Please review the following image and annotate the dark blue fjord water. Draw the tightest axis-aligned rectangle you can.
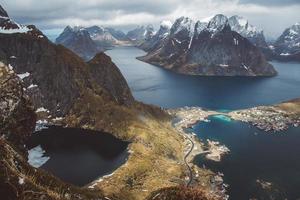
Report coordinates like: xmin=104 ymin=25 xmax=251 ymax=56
xmin=107 ymin=47 xmax=300 ymax=199
xmin=192 ymin=116 xmax=300 ymax=200
xmin=106 ymin=46 xmax=300 ymax=110
xmin=27 ymin=127 xmax=129 ymax=186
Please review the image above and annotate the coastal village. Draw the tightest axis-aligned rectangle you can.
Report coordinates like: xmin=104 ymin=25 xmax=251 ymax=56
xmin=229 ymin=104 xmax=300 ymax=132
xmin=167 ymin=99 xmax=300 ymax=200
xmin=168 ymin=106 xmax=231 ymax=163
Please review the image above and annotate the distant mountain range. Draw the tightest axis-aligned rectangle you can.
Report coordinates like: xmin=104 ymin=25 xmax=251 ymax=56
xmin=126 ymin=24 xmax=155 ymax=44
xmin=138 ymin=15 xmax=277 ymax=76
xmin=55 ymin=26 xmax=132 ymax=60
xmin=53 ymin=14 xmax=300 ymax=64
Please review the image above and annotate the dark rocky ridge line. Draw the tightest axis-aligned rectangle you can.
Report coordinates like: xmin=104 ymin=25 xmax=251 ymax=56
xmin=0 ymin=26 xmax=134 ymax=117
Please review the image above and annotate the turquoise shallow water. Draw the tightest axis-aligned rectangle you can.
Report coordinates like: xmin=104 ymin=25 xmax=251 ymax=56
xmin=211 ymin=114 xmax=232 ymax=122
xmin=192 ymin=116 xmax=300 ymax=200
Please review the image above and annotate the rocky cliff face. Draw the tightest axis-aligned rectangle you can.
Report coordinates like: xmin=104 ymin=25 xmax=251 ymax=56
xmin=272 ymin=23 xmax=300 ymax=62
xmin=87 ymin=53 xmax=133 ymax=105
xmin=56 ymin=26 xmax=102 ymax=61
xmin=0 ymin=62 xmax=36 ymax=147
xmin=138 ymin=15 xmax=276 ymax=76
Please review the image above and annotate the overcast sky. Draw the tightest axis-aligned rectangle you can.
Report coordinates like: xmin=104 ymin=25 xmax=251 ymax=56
xmin=1 ymin=0 xmax=300 ymax=38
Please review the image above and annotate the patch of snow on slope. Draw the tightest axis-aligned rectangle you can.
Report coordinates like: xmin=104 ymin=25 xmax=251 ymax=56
xmin=28 ymin=84 xmax=38 ymax=89
xmin=0 ymin=22 xmax=31 ymax=34
xmin=28 ymin=145 xmax=50 ymax=168
xmin=18 ymin=177 xmax=25 ymax=185
xmin=17 ymin=72 xmax=30 ymax=80
xmin=201 ymin=15 xmax=214 ymax=23
xmin=35 ymin=119 xmax=48 ymax=131
xmin=36 ymin=107 xmax=49 ymax=113
xmin=280 ymin=53 xmax=291 ymax=56
xmin=207 ymin=14 xmax=228 ymax=36
xmin=161 ymin=20 xmax=172 ymax=29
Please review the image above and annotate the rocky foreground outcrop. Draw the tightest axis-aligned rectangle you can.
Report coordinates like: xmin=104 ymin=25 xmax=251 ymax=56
xmin=0 ymin=62 xmax=107 ymax=200
xmin=0 ymin=18 xmax=134 ymax=122
xmin=138 ymin=15 xmax=276 ymax=76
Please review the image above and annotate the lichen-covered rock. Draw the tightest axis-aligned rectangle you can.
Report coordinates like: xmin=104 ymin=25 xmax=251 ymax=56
xmin=0 ymin=62 xmax=36 ymax=147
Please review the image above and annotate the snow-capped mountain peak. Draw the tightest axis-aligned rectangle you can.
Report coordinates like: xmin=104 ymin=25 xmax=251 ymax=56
xmin=229 ymin=15 xmax=247 ymax=28
xmin=70 ymin=26 xmax=86 ymax=32
xmin=207 ymin=14 xmax=229 ymax=34
xmin=272 ymin=22 xmax=300 ymax=59
xmin=171 ymin=16 xmax=195 ymax=36
xmin=278 ymin=23 xmax=300 ymax=43
xmin=0 ymin=5 xmax=32 ymax=34
xmin=201 ymin=15 xmax=214 ymax=23
xmin=290 ymin=23 xmax=300 ymax=33
xmin=195 ymin=21 xmax=208 ymax=35
xmin=160 ymin=20 xmax=172 ymax=29
xmin=228 ymin=15 xmax=262 ymax=38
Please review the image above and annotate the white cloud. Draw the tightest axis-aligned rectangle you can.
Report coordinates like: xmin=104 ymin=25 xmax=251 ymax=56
xmin=1 ymin=0 xmax=300 ymax=38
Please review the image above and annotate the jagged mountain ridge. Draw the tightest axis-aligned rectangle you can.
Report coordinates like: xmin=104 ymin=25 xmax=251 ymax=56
xmin=272 ymin=23 xmax=300 ymax=61
xmin=139 ymin=21 xmax=172 ymax=52
xmin=56 ymin=26 xmax=103 ymax=61
xmin=56 ymin=25 xmax=130 ymax=60
xmin=126 ymin=24 xmax=155 ymax=44
xmin=228 ymin=15 xmax=268 ymax=49
xmin=1 ymin=19 xmax=134 ymax=119
xmin=138 ymin=14 xmax=276 ymax=76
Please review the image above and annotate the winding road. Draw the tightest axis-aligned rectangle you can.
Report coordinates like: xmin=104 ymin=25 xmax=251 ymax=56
xmin=184 ymin=135 xmax=194 ymax=186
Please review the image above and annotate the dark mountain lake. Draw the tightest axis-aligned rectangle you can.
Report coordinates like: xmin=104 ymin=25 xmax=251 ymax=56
xmin=106 ymin=46 xmax=300 ymax=110
xmin=26 ymin=126 xmax=129 ymax=186
xmin=106 ymin=47 xmax=300 ymax=199
xmin=192 ymin=116 xmax=300 ymax=200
